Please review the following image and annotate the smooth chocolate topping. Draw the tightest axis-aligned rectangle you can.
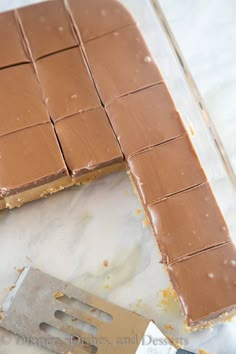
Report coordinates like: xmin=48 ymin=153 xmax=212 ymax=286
xmin=85 ymin=25 xmax=163 ymax=103
xmin=0 ymin=64 xmax=50 ymax=137
xmin=67 ymin=0 xmax=135 ymax=42
xmin=0 ymin=0 xmax=234 ymax=328
xmin=0 ymin=10 xmax=29 ymax=69
xmin=0 ymin=123 xmax=68 ymax=197
xmin=16 ymin=0 xmax=77 ymax=60
xmin=35 ymin=47 xmax=100 ymax=122
xmin=169 ymin=242 xmax=236 ymax=326
xmin=147 ymin=183 xmax=230 ymax=263
xmin=128 ymin=135 xmax=207 ymax=205
xmin=106 ymin=83 xmax=185 ymax=157
xmin=55 ymin=107 xmax=123 ymax=177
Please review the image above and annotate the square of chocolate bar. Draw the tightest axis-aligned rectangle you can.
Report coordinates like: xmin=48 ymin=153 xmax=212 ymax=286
xmin=0 ymin=123 xmax=70 ymax=208
xmin=67 ymin=0 xmax=135 ymax=42
xmin=85 ymin=25 xmax=163 ymax=103
xmin=36 ymin=47 xmax=100 ymax=122
xmin=55 ymin=107 xmax=123 ymax=180
xmin=128 ymin=135 xmax=207 ymax=205
xmin=16 ymin=0 xmax=77 ymax=60
xmin=0 ymin=10 xmax=29 ymax=69
xmin=0 ymin=64 xmax=50 ymax=137
xmin=147 ymin=183 xmax=230 ymax=263
xmin=168 ymin=242 xmax=236 ymax=326
xmin=106 ymin=83 xmax=185 ymax=157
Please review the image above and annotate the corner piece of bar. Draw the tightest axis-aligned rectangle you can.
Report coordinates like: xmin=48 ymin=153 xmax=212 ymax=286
xmin=128 ymin=135 xmax=207 ymax=205
xmin=0 ymin=123 xmax=71 ymax=209
xmin=147 ymin=183 xmax=230 ymax=263
xmin=55 ymin=107 xmax=124 ymax=183
xmin=84 ymin=25 xmax=163 ymax=104
xmin=16 ymin=0 xmax=77 ymax=60
xmin=168 ymin=242 xmax=236 ymax=328
xmin=106 ymin=83 xmax=185 ymax=158
xmin=0 ymin=63 xmax=50 ymax=137
xmin=0 ymin=10 xmax=29 ymax=69
xmin=35 ymin=47 xmax=100 ymax=122
xmin=67 ymin=0 xmax=135 ymax=42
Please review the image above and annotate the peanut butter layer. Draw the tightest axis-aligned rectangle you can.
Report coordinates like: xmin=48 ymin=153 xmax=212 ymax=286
xmin=5 ymin=176 xmax=72 ymax=210
xmin=168 ymin=242 xmax=236 ymax=327
xmin=72 ymin=163 xmax=125 ymax=185
xmin=0 ymin=123 xmax=69 ymax=198
xmin=67 ymin=0 xmax=135 ymax=42
xmin=16 ymin=0 xmax=77 ymax=60
xmin=106 ymin=83 xmax=185 ymax=157
xmin=36 ymin=47 xmax=100 ymax=122
xmin=0 ymin=64 xmax=50 ymax=137
xmin=85 ymin=25 xmax=163 ymax=104
xmin=0 ymin=10 xmax=29 ymax=69
xmin=147 ymin=183 xmax=230 ymax=263
xmin=0 ymin=198 xmax=6 ymax=211
xmin=55 ymin=107 xmax=123 ymax=177
xmin=128 ymin=135 xmax=207 ymax=205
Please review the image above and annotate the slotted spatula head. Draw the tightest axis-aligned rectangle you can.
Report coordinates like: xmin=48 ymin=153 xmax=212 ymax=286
xmin=0 ymin=267 xmax=150 ymax=354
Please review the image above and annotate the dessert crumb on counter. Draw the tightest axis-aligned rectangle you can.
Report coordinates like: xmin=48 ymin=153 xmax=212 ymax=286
xmin=164 ymin=324 xmax=174 ymax=331
xmin=16 ymin=267 xmax=25 ymax=274
xmin=135 ymin=208 xmax=142 ymax=216
xmin=103 ymin=259 xmax=109 ymax=267
xmin=199 ymin=349 xmax=209 ymax=354
xmin=142 ymin=215 xmax=150 ymax=227
xmin=25 ymin=256 xmax=32 ymax=262
xmin=189 ymin=122 xmax=195 ymax=136
xmin=54 ymin=291 xmax=64 ymax=299
xmin=161 ymin=287 xmax=177 ymax=305
xmin=160 ymin=287 xmax=179 ymax=315
xmin=9 ymin=285 xmax=16 ymax=292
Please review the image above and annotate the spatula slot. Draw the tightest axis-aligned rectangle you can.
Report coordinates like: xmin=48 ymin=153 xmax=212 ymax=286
xmin=39 ymin=322 xmax=72 ymax=343
xmin=39 ymin=322 xmax=98 ymax=354
xmin=56 ymin=294 xmax=113 ymax=323
xmin=55 ymin=310 xmax=98 ymax=336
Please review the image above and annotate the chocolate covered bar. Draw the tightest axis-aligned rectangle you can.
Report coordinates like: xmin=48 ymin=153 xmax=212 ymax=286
xmin=168 ymin=242 xmax=236 ymax=328
xmin=0 ymin=0 xmax=235 ymax=329
xmin=84 ymin=25 xmax=163 ymax=103
xmin=55 ymin=107 xmax=124 ymax=182
xmin=67 ymin=0 xmax=135 ymax=42
xmin=0 ymin=123 xmax=71 ymax=208
xmin=35 ymin=47 xmax=100 ymax=122
xmin=0 ymin=64 xmax=50 ymax=137
xmin=147 ymin=183 xmax=230 ymax=263
xmin=128 ymin=135 xmax=207 ymax=205
xmin=0 ymin=10 xmax=29 ymax=69
xmin=106 ymin=83 xmax=185 ymax=158
xmin=16 ymin=0 xmax=77 ymax=60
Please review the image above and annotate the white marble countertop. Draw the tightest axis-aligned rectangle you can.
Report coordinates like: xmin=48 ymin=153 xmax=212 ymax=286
xmin=159 ymin=0 xmax=236 ymax=176
xmin=0 ymin=1 xmax=236 ymax=354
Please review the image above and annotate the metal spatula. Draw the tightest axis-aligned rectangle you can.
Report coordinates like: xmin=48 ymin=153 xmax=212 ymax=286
xmin=0 ymin=267 xmax=195 ymax=354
